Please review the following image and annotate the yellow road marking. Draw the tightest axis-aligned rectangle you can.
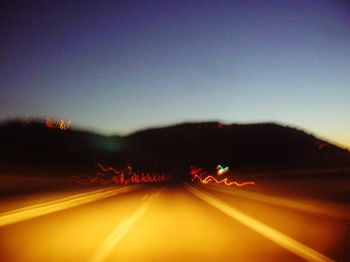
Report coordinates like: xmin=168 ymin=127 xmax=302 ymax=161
xmin=185 ymin=184 xmax=335 ymax=262
xmin=88 ymin=192 xmax=157 ymax=262
xmin=0 ymin=185 xmax=145 ymax=227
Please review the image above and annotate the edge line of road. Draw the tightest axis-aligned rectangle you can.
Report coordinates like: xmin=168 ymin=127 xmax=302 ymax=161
xmin=0 ymin=185 xmax=146 ymax=227
xmin=185 ymin=184 xmax=335 ymax=262
xmin=204 ymin=184 xmax=350 ymax=221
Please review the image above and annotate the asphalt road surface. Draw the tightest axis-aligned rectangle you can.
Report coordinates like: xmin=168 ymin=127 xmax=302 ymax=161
xmin=0 ymin=182 xmax=349 ymax=262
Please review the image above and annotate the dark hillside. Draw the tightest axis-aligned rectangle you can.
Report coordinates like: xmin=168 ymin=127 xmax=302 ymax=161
xmin=126 ymin=122 xmax=350 ymax=173
xmin=1 ymin=120 xmax=349 ymax=176
xmin=0 ymin=120 xmax=125 ymax=171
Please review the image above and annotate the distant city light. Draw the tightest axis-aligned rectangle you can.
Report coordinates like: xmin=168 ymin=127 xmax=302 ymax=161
xmin=45 ymin=118 xmax=70 ymax=130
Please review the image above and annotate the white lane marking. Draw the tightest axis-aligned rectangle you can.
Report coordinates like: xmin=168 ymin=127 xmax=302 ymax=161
xmin=185 ymin=184 xmax=335 ymax=262
xmin=0 ymin=185 xmax=146 ymax=227
xmin=142 ymin=194 xmax=149 ymax=200
xmin=88 ymin=192 xmax=157 ymax=262
xmin=205 ymin=184 xmax=350 ymax=221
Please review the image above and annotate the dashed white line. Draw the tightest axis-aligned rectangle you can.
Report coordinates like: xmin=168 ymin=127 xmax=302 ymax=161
xmin=88 ymin=192 xmax=157 ymax=262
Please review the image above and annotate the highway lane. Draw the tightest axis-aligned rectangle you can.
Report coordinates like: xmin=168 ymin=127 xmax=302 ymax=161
xmin=0 ymin=186 xmax=155 ymax=262
xmin=0 ymin=184 xmax=347 ymax=261
xmin=191 ymin=184 xmax=349 ymax=262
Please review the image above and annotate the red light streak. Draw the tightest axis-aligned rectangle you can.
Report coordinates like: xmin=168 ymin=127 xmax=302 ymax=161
xmin=190 ymin=165 xmax=255 ymax=187
xmin=45 ymin=119 xmax=56 ymax=129
xmin=73 ymin=163 xmax=169 ymax=186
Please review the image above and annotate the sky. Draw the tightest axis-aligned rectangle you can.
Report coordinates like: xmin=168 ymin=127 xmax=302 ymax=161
xmin=1 ymin=1 xmax=350 ymax=148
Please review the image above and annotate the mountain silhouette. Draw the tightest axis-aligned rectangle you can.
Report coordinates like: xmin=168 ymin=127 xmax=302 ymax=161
xmin=125 ymin=122 xmax=350 ymax=174
xmin=0 ymin=120 xmax=349 ymax=177
xmin=0 ymin=120 xmax=125 ymax=171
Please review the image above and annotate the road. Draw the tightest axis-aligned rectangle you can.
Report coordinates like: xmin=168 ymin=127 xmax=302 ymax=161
xmin=0 ymin=183 xmax=349 ymax=262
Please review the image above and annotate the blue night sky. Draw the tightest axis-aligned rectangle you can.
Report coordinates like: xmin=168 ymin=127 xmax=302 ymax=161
xmin=1 ymin=1 xmax=350 ymax=148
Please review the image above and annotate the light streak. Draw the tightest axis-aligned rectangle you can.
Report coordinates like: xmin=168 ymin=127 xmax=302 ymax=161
xmin=45 ymin=118 xmax=70 ymax=130
xmin=192 ymin=174 xmax=255 ymax=187
xmin=185 ymin=185 xmax=335 ymax=262
xmin=0 ymin=185 xmax=145 ymax=227
xmin=73 ymin=163 xmax=169 ymax=186
xmin=45 ymin=118 xmax=56 ymax=128
xmin=216 ymin=164 xmax=229 ymax=176
xmin=190 ymin=165 xmax=255 ymax=187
